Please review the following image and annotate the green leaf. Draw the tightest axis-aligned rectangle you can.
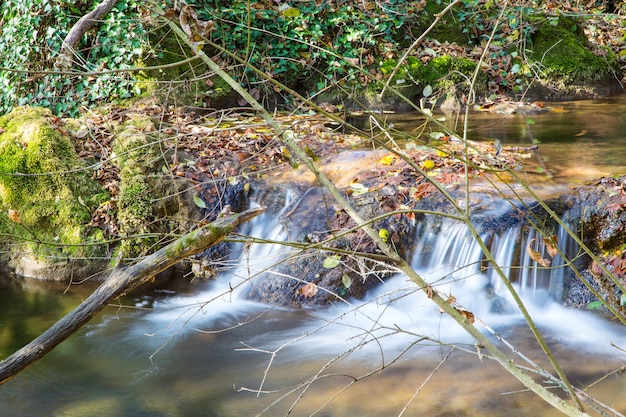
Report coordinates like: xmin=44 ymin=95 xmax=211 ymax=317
xmin=586 ymin=300 xmax=603 ymax=310
xmin=620 ymin=293 xmax=626 ymax=307
xmin=193 ymin=195 xmax=207 ymax=209
xmin=281 ymin=6 xmax=300 ymax=17
xmin=323 ymin=255 xmax=341 ymax=269
xmin=511 ymin=63 xmax=520 ymax=74
xmin=342 ymin=274 xmax=352 ymax=289
xmin=532 ymin=138 xmax=541 ymax=144
xmin=526 ymin=118 xmax=535 ymax=125
xmin=429 ymin=131 xmax=446 ymax=140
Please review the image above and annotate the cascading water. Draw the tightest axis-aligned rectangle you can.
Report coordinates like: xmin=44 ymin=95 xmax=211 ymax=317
xmin=144 ymin=190 xmax=624 ymax=360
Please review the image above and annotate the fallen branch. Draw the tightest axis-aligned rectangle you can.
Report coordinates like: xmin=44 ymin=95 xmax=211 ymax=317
xmin=0 ymin=206 xmax=265 ymax=385
xmin=57 ymin=0 xmax=119 ymax=70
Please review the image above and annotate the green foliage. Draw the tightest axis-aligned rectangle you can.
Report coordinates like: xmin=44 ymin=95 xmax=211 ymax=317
xmin=0 ymin=0 xmax=147 ymax=116
xmin=186 ymin=0 xmax=420 ymax=94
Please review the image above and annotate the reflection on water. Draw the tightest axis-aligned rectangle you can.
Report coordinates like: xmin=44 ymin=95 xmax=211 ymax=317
xmin=386 ymin=96 xmax=626 ymax=184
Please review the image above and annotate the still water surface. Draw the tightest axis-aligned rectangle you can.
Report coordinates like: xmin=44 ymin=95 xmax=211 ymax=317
xmin=1 ymin=98 xmax=626 ymax=416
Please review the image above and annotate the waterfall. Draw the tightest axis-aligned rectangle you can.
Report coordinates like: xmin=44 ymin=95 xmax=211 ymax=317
xmin=139 ymin=191 xmax=626 ymax=357
xmin=410 ymin=215 xmax=580 ymax=314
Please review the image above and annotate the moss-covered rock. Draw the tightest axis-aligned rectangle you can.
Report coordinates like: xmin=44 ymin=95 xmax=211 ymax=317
xmin=0 ymin=107 xmax=109 ymax=279
xmin=526 ymin=14 xmax=622 ymax=99
xmin=113 ymin=115 xmax=204 ymax=260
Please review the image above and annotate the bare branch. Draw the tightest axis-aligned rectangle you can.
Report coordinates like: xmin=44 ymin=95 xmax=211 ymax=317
xmin=57 ymin=0 xmax=119 ymax=70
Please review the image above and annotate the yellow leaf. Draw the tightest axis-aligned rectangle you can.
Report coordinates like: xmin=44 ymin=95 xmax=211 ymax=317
xmin=378 ymin=228 xmax=390 ymax=242
xmin=323 ymin=255 xmax=341 ymax=268
xmin=379 ymin=154 xmax=394 ymax=165
xmin=422 ymin=159 xmax=435 ymax=170
xmin=435 ymin=149 xmax=448 ymax=157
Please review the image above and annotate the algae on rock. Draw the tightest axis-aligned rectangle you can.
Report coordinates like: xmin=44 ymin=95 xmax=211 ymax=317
xmin=0 ymin=107 xmax=109 ymax=279
xmin=113 ymin=115 xmax=204 ymax=261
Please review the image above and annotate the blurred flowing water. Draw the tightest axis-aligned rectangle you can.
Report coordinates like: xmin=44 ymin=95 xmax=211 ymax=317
xmin=1 ymin=99 xmax=626 ymax=416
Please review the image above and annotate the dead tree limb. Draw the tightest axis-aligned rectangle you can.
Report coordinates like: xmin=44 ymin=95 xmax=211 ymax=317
xmin=57 ymin=0 xmax=119 ymax=69
xmin=0 ymin=206 xmax=265 ymax=385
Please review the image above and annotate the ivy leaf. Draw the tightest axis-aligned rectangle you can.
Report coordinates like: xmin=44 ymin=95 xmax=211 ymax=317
xmin=323 ymin=255 xmax=341 ymax=268
xmin=423 ymin=84 xmax=433 ymax=98
xmin=586 ymin=300 xmax=604 ymax=310
xmin=193 ymin=195 xmax=207 ymax=209
xmin=279 ymin=5 xmax=300 ymax=17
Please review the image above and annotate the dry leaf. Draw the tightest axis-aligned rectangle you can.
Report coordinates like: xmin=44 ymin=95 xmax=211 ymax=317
xmin=7 ymin=209 xmax=19 ymax=224
xmin=425 ymin=285 xmax=434 ymax=299
xmin=590 ymin=260 xmax=604 ymax=276
xmin=446 ymin=294 xmax=457 ymax=305
xmin=527 ymin=238 xmax=550 ymax=267
xmin=299 ymin=282 xmax=318 ymax=299
xmin=543 ymin=235 xmax=558 ymax=258
xmin=456 ymin=308 xmax=475 ymax=324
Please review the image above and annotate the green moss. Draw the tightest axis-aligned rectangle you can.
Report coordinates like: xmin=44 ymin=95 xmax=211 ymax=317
xmin=421 ymin=2 xmax=469 ymax=46
xmin=380 ymin=55 xmax=478 ymax=90
xmin=0 ymin=107 xmax=108 ymax=260
xmin=137 ymin=27 xmax=232 ymax=106
xmin=113 ymin=117 xmax=160 ymax=258
xmin=529 ymin=15 xmax=616 ymax=82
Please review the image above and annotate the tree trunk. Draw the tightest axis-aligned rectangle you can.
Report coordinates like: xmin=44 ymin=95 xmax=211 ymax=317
xmin=0 ymin=207 xmax=264 ymax=385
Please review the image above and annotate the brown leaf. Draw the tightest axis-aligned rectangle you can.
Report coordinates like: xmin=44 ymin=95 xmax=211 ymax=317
xmin=527 ymin=238 xmax=550 ymax=267
xmin=456 ymin=308 xmax=475 ymax=324
xmin=543 ymin=235 xmax=558 ymax=258
xmin=425 ymin=285 xmax=434 ymax=299
xmin=299 ymin=282 xmax=318 ymax=299
xmin=7 ymin=209 xmax=19 ymax=224
xmin=590 ymin=260 xmax=604 ymax=276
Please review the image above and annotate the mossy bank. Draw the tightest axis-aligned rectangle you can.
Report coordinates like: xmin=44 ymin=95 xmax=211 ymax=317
xmin=0 ymin=107 xmax=110 ymax=279
xmin=0 ymin=107 xmax=203 ymax=281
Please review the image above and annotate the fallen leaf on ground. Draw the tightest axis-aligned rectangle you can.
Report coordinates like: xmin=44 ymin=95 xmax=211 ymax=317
xmin=299 ymin=282 xmax=318 ymax=299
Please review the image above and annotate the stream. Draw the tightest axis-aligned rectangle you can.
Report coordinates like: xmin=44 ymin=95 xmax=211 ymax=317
xmin=2 ymin=98 xmax=626 ymax=416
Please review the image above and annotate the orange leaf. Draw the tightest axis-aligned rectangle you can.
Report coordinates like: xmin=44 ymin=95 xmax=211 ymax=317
xmin=456 ymin=308 xmax=475 ymax=324
xmin=7 ymin=209 xmax=20 ymax=224
xmin=425 ymin=285 xmax=434 ymax=299
xmin=299 ymin=282 xmax=318 ymax=299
